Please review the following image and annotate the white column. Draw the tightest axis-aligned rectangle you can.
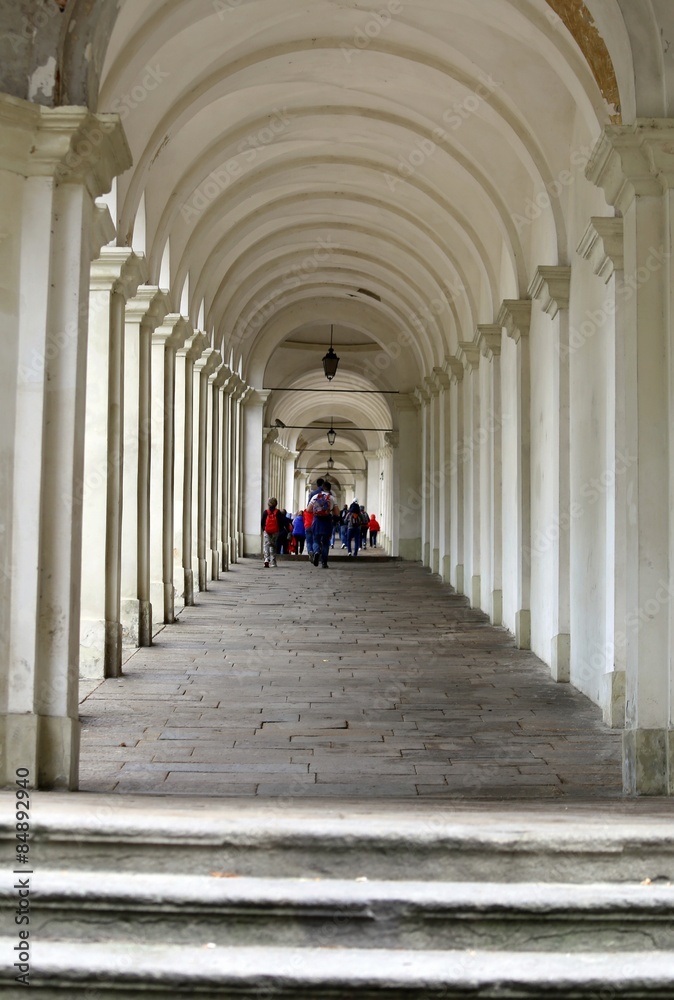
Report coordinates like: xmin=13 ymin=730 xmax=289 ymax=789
xmin=242 ymin=389 xmax=271 ymax=555
xmin=0 ymin=97 xmax=130 ymax=788
xmin=394 ymin=394 xmax=421 ymax=560
xmin=193 ymin=350 xmax=221 ymax=591
xmin=209 ymin=363 xmax=225 ymax=581
xmin=446 ymin=358 xmax=464 ymax=592
xmin=458 ymin=343 xmax=481 ymax=608
xmin=121 ymin=288 xmax=170 ymax=647
xmin=80 ymin=248 xmax=145 ymax=679
xmin=285 ymin=453 xmax=298 ymax=513
xmin=498 ymin=300 xmax=532 ymax=649
xmin=150 ymin=316 xmax=190 ymax=625
xmin=415 ymin=386 xmax=431 ymax=567
xmin=425 ymin=376 xmax=442 ymax=575
xmin=434 ymin=370 xmax=452 ymax=583
xmin=578 ymin=218 xmax=627 ymax=724
xmin=588 ymin=122 xmax=674 ymax=793
xmin=476 ymin=328 xmax=503 ymax=625
xmin=174 ymin=332 xmax=207 ymax=607
xmin=529 ymin=268 xmax=572 ymax=679
xmin=219 ymin=366 xmax=234 ymax=573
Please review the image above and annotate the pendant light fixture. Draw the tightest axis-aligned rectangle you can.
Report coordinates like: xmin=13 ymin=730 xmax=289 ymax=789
xmin=322 ymin=324 xmax=340 ymax=380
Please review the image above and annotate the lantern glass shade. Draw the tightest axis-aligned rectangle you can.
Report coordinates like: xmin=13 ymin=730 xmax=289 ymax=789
xmin=322 ymin=346 xmax=339 ymax=380
xmin=327 ymin=427 xmax=337 ymax=446
xmin=327 ymin=456 xmax=335 ymax=470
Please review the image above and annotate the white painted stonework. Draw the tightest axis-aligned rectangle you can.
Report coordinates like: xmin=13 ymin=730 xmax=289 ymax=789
xmin=2 ymin=1 xmax=674 ymax=793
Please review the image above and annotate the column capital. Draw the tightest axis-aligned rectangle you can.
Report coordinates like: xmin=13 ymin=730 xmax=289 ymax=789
xmin=424 ymin=375 xmax=440 ymax=397
xmin=0 ymin=95 xmax=132 ymax=198
xmin=498 ymin=300 xmax=531 ymax=343
xmin=394 ymin=393 xmax=420 ymax=412
xmin=213 ymin=363 xmax=235 ymax=389
xmin=458 ymin=341 xmax=481 ymax=372
xmin=126 ymin=286 xmax=171 ymax=331
xmin=528 ymin=266 xmax=571 ymax=319
xmin=91 ymin=201 xmax=116 ymax=260
xmin=577 ymin=217 xmax=624 ymax=282
xmin=414 ymin=384 xmax=431 ymax=405
xmin=177 ymin=332 xmax=210 ymax=362
xmin=264 ymin=427 xmax=279 ymax=445
xmin=91 ymin=247 xmax=147 ymax=301
xmin=194 ymin=348 xmax=222 ymax=379
xmin=153 ymin=314 xmax=192 ymax=351
xmin=385 ymin=430 xmax=400 ymax=448
xmin=476 ymin=325 xmax=502 ymax=359
xmin=586 ymin=121 xmax=674 ymax=211
xmin=432 ymin=365 xmax=452 ymax=390
xmin=242 ymin=388 xmax=271 ymax=408
xmin=443 ymin=356 xmax=464 ymax=383
xmin=208 ymin=354 xmax=225 ymax=385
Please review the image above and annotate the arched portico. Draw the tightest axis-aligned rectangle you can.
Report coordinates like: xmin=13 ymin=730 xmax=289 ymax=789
xmin=2 ymin=0 xmax=674 ymax=796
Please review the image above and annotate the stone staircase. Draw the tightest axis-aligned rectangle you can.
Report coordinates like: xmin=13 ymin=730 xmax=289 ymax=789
xmin=2 ymin=795 xmax=674 ymax=996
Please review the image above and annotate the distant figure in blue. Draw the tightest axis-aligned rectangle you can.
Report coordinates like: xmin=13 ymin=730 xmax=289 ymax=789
xmin=307 ymin=481 xmax=340 ymax=568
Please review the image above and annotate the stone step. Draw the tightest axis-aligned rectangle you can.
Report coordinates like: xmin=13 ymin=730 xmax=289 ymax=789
xmin=3 ymin=871 xmax=674 ymax=952
xmin=2 ymin=941 xmax=674 ymax=998
xmin=7 ymin=795 xmax=674 ymax=883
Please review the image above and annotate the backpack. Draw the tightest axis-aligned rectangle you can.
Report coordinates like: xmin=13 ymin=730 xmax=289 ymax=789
xmin=347 ymin=510 xmax=363 ymax=529
xmin=265 ymin=508 xmax=279 ymax=533
xmin=312 ymin=492 xmax=332 ymax=517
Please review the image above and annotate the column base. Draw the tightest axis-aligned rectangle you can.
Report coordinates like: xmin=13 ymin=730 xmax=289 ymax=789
xmin=551 ymin=633 xmax=570 ymax=683
xmin=432 ymin=548 xmax=440 ymax=575
xmin=0 ymin=714 xmax=80 ymax=790
xmin=79 ymin=619 xmax=106 ymax=679
xmin=515 ymin=610 xmax=531 ymax=650
xmin=491 ymin=590 xmax=503 ymax=626
xmin=138 ymin=600 xmax=152 ymax=647
xmin=471 ymin=575 xmax=481 ymax=609
xmin=104 ymin=620 xmax=123 ymax=679
xmin=442 ymin=555 xmax=452 ymax=584
xmin=184 ymin=569 xmax=195 ymax=607
xmin=198 ymin=558 xmax=208 ymax=592
xmin=455 ymin=564 xmax=464 ymax=595
xmin=243 ymin=534 xmax=261 ymax=558
xmin=221 ymin=543 xmax=229 ymax=573
xmin=164 ymin=583 xmax=175 ymax=624
xmin=211 ymin=549 xmax=221 ymax=581
xmin=399 ymin=538 xmax=421 ymax=561
xmin=623 ymin=728 xmax=674 ymax=795
xmin=423 ymin=541 xmax=431 ymax=568
xmin=602 ymin=669 xmax=626 ymax=728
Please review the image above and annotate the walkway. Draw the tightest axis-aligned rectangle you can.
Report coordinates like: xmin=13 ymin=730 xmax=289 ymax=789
xmin=79 ymin=552 xmax=623 ymax=799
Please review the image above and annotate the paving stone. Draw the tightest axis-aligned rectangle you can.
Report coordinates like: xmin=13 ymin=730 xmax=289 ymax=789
xmin=79 ymin=557 xmax=623 ymax=798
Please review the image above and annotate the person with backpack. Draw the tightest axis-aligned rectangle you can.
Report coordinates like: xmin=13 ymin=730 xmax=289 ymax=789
xmin=368 ymin=513 xmax=381 ymax=547
xmin=292 ymin=510 xmax=306 ymax=556
xmin=307 ymin=481 xmax=340 ymax=568
xmin=261 ymin=497 xmax=281 ymax=568
xmin=346 ymin=499 xmax=364 ymax=557
xmin=339 ymin=504 xmax=349 ymax=549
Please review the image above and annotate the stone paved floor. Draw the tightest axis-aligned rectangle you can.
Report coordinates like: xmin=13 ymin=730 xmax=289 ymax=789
xmin=79 ymin=552 xmax=623 ymax=799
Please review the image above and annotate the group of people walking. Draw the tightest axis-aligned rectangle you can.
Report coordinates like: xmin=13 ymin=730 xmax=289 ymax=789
xmin=261 ymin=479 xmax=380 ymax=569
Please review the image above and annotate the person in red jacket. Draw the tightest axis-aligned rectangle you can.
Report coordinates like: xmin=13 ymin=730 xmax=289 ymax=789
xmin=368 ymin=514 xmax=381 ymax=548
xmin=261 ymin=498 xmax=281 ymax=568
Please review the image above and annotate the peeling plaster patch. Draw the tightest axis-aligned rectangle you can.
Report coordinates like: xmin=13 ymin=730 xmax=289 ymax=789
xmin=545 ymin=0 xmax=622 ymax=123
xmin=85 ymin=42 xmax=93 ymax=62
xmin=28 ymin=56 xmax=57 ymax=103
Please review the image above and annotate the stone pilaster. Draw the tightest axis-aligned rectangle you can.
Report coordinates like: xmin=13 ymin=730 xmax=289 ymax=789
xmin=242 ymin=389 xmax=271 ymax=555
xmin=424 ymin=375 xmax=442 ymax=575
xmin=476 ymin=325 xmax=503 ymax=625
xmin=444 ymin=357 xmax=465 ymax=594
xmin=0 ymin=95 xmax=131 ymax=789
xmin=394 ymin=395 xmax=421 ymax=561
xmin=175 ymin=332 xmax=208 ymax=607
xmin=498 ymin=299 xmax=532 ymax=649
xmin=217 ymin=365 xmax=235 ymax=572
xmin=414 ymin=384 xmax=432 ymax=569
xmin=150 ymin=315 xmax=190 ymax=625
xmin=529 ymin=266 xmax=572 ymax=680
xmin=432 ymin=369 xmax=452 ymax=584
xmin=80 ymin=248 xmax=146 ymax=680
xmin=458 ymin=343 xmax=481 ymax=609
xmin=577 ymin=218 xmax=626 ymax=726
xmin=587 ymin=121 xmax=674 ymax=792
xmin=121 ymin=288 xmax=170 ymax=648
xmin=193 ymin=350 xmax=222 ymax=591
